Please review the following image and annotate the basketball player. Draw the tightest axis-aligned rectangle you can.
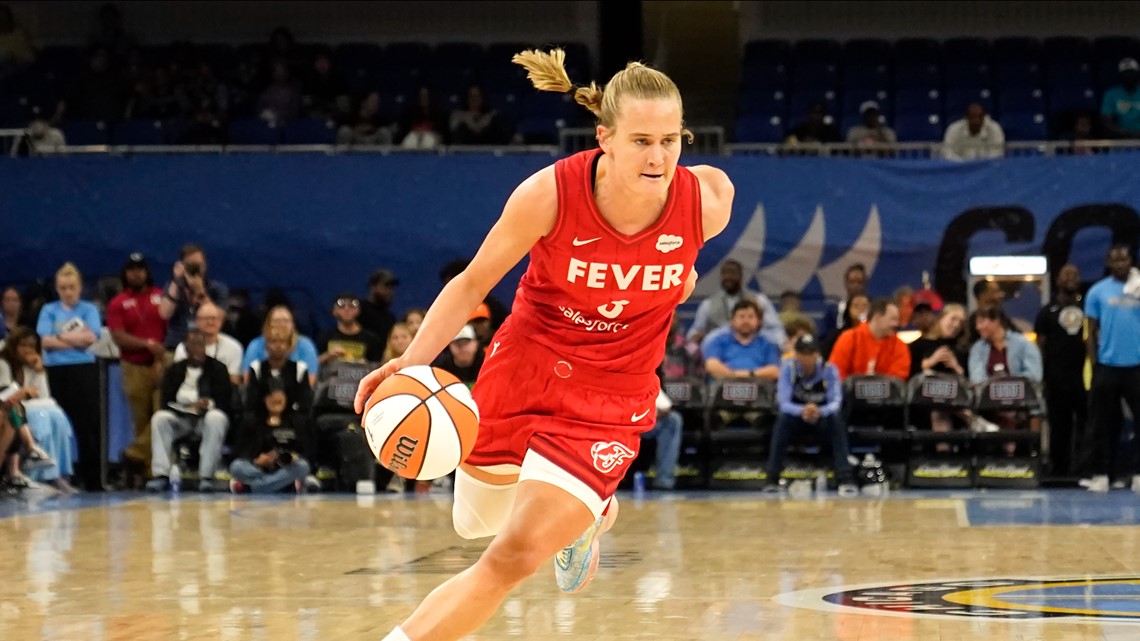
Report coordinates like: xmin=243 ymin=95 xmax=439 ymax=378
xmin=354 ymin=48 xmax=733 ymax=641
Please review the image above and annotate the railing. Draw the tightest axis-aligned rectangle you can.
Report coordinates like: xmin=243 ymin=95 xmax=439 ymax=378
xmin=726 ymin=139 xmax=1140 ymax=158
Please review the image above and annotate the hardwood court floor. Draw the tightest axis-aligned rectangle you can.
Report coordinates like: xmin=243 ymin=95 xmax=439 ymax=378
xmin=2 ymin=489 xmax=1140 ymax=640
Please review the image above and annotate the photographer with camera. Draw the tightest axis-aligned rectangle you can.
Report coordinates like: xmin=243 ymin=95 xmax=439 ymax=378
xmin=159 ymin=243 xmax=229 ymax=355
xmin=229 ymin=380 xmax=313 ymax=494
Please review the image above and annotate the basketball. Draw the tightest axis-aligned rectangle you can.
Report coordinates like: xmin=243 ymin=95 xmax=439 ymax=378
xmin=361 ymin=365 xmax=480 ymax=480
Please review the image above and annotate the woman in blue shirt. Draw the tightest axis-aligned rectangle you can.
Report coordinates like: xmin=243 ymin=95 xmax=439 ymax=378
xmin=35 ymin=263 xmax=102 ymax=490
xmin=241 ymin=305 xmax=319 ymax=385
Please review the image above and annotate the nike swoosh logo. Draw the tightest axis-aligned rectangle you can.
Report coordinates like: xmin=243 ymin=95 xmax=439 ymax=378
xmin=631 ymin=409 xmax=651 ymax=422
xmin=490 ymin=341 xmax=501 ymax=357
xmin=572 ymin=237 xmax=601 ymax=246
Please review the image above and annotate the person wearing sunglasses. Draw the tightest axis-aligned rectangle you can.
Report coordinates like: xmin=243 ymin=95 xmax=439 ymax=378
xmin=317 ymin=292 xmax=385 ymax=370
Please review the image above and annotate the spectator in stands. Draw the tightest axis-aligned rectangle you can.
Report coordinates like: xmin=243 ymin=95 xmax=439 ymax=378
xmin=702 ymin=300 xmax=781 ymax=381
xmin=781 ymin=313 xmax=817 ymax=355
xmin=467 ymin=303 xmax=494 ymax=345
xmin=398 ymin=86 xmax=447 ymax=149
xmin=687 ymin=260 xmax=786 ymax=350
xmin=828 ymin=297 xmax=910 ymax=381
xmin=224 ymin=289 xmax=260 ymax=346
xmin=763 ymin=334 xmax=856 ymax=495
xmin=10 ymin=116 xmax=66 ymax=157
xmin=247 ymin=326 xmax=313 ymax=420
xmin=61 ymin=45 xmax=130 ymax=122
xmin=383 ymin=322 xmax=413 ymax=364
xmin=1035 ymin=264 xmax=1086 ymax=477
xmin=160 ymin=243 xmax=229 ymax=352
xmin=175 ymin=302 xmax=243 ymax=383
xmin=439 ymin=258 xmax=509 ymax=330
xmin=0 ymin=5 xmax=35 ymax=77
xmin=821 ymin=263 xmax=868 ymax=336
xmin=1069 ymin=113 xmax=1099 ymax=155
xmin=127 ymin=65 xmax=180 ymax=120
xmin=175 ymin=98 xmax=226 ymax=145
xmin=403 ymin=308 xmax=426 ymax=336
xmin=258 ymin=59 xmax=301 ymax=123
xmin=3 ymin=286 xmax=27 ymax=335
xmin=88 ymin=3 xmax=135 ymax=62
xmin=336 ymin=91 xmax=393 ymax=146
xmin=786 ymin=102 xmax=841 ymax=145
xmin=846 ymin=101 xmax=897 ymax=147
xmin=450 ymin=86 xmax=506 ymax=145
xmin=240 ymin=305 xmax=319 ymax=385
xmin=106 ymin=253 xmax=166 ymax=475
xmin=942 ymin=103 xmax=1005 ymax=161
xmin=1101 ymin=58 xmax=1140 ymax=139
xmin=821 ymin=292 xmax=869 ymax=360
xmin=968 ymin=305 xmax=1043 ymax=383
xmin=642 ymin=365 xmax=682 ymax=490
xmin=909 ymin=303 xmax=969 ymax=439
xmin=228 ymin=381 xmax=313 ymax=494
xmin=302 ymin=48 xmax=349 ymax=120
xmin=432 ymin=324 xmax=484 ymax=388
xmin=1076 ymin=244 xmax=1140 ymax=492
xmin=0 ymin=327 xmax=78 ymax=492
xmin=36 ymin=262 xmax=102 ymax=491
xmin=177 ymin=61 xmax=230 ymax=118
xmin=318 ymin=292 xmax=384 ymax=369
xmin=360 ymin=268 xmax=398 ymax=341
xmin=146 ymin=328 xmax=234 ymax=493
xmin=907 ymin=301 xmax=939 ymax=335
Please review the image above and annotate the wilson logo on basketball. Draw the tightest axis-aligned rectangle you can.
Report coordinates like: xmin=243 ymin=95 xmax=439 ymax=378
xmin=591 ymin=441 xmax=635 ymax=473
xmin=388 ymin=435 xmax=420 ymax=471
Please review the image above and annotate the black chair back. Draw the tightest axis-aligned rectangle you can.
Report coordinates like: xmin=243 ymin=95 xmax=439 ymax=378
xmin=907 ymin=373 xmax=973 ymax=409
xmin=708 ymin=378 xmax=776 ymax=411
xmin=973 ymin=376 xmax=1043 ymax=412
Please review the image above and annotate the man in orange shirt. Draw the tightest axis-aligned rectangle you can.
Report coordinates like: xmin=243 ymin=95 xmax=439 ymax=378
xmin=828 ymin=298 xmax=911 ymax=381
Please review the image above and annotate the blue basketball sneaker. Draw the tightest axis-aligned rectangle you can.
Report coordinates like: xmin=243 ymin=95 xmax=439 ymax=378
xmin=554 ymin=514 xmax=604 ymax=593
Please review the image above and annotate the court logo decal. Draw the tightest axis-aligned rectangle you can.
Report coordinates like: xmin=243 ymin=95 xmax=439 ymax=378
xmin=773 ymin=577 xmax=1140 ymax=622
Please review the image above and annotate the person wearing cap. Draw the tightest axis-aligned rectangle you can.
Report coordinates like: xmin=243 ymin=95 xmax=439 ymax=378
xmin=317 ymin=292 xmax=384 ymax=369
xmin=845 ymin=100 xmax=896 ymax=147
xmin=432 ymin=324 xmax=484 ymax=389
xmin=763 ymin=334 xmax=857 ymax=496
xmin=106 ymin=253 xmax=169 ymax=476
xmin=942 ymin=102 xmax=1005 ymax=161
xmin=468 ymin=303 xmax=494 ymax=344
xmin=439 ymin=258 xmax=510 ymax=331
xmin=360 ymin=268 xmax=398 ymax=342
xmin=1101 ymin=57 xmax=1140 ymax=138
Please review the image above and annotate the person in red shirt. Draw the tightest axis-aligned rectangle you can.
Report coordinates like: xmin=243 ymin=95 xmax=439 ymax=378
xmin=354 ymin=48 xmax=734 ymax=641
xmin=106 ymin=253 xmax=167 ymax=475
xmin=828 ymin=298 xmax=911 ymax=381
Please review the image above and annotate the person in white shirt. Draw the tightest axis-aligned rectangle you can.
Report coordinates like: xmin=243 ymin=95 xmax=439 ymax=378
xmin=174 ymin=302 xmax=243 ymax=383
xmin=686 ymin=260 xmax=787 ymax=350
xmin=942 ymin=103 xmax=1005 ymax=161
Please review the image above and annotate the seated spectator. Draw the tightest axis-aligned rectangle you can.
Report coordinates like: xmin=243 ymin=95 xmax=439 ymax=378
xmin=228 ymin=382 xmax=314 ymax=494
xmin=225 ymin=289 xmax=261 ymax=347
xmin=910 ymin=303 xmax=970 ymax=440
xmin=3 ymin=286 xmax=28 ymax=336
xmin=336 ymin=91 xmax=393 ymax=146
xmin=641 ymin=368 xmax=683 ymax=490
xmin=781 ymin=313 xmax=817 ymax=358
xmin=403 ymin=308 xmax=426 ymax=336
xmin=467 ymin=303 xmax=494 ymax=345
xmin=785 ymin=102 xmax=841 ymax=145
xmin=968 ymin=306 xmax=1043 ymax=384
xmin=146 ymin=329 xmax=234 ymax=493
xmin=382 ymin=322 xmax=413 ymax=363
xmin=828 ymin=297 xmax=910 ymax=381
xmin=845 ymin=101 xmax=897 ymax=147
xmin=821 ymin=293 xmax=870 ymax=360
xmin=318 ymin=292 xmax=384 ymax=370
xmin=247 ymin=326 xmax=313 ymax=418
xmin=0 ymin=410 xmax=22 ymax=490
xmin=398 ymin=86 xmax=447 ymax=150
xmin=160 ymin=243 xmax=229 ymax=352
xmin=687 ymin=260 xmax=786 ymax=350
xmin=967 ymin=280 xmax=1032 ymax=344
xmin=907 ymin=301 xmax=939 ymax=334
xmin=439 ymin=258 xmax=509 ymax=330
xmin=0 ymin=327 xmax=78 ymax=492
xmin=176 ymin=61 xmax=230 ymax=118
xmin=702 ymin=300 xmax=781 ymax=381
xmin=450 ymin=86 xmax=506 ymax=145
xmin=302 ymin=48 xmax=349 ymax=120
xmin=258 ymin=58 xmax=301 ymax=123
xmin=763 ymin=334 xmax=857 ymax=495
xmin=174 ymin=302 xmax=243 ymax=383
xmin=361 ymin=268 xmax=398 ymax=341
xmin=1101 ymin=58 xmax=1140 ymax=139
xmin=0 ymin=5 xmax=35 ymax=77
xmin=942 ymin=103 xmax=1005 ymax=161
xmin=240 ymin=305 xmax=319 ymax=385
xmin=432 ymin=324 xmax=484 ymax=388
xmin=777 ymin=290 xmax=802 ymax=329
xmin=10 ymin=117 xmax=66 ymax=157
xmin=821 ymin=263 xmax=868 ymax=336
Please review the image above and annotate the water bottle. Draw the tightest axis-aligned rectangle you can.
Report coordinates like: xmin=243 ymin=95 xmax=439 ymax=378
xmin=169 ymin=464 xmax=181 ymax=495
xmin=814 ymin=471 xmax=827 ymax=494
xmin=632 ymin=471 xmax=646 ymax=495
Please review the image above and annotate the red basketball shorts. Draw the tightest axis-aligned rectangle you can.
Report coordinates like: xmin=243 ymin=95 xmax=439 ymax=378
xmin=468 ymin=323 xmax=659 ymax=502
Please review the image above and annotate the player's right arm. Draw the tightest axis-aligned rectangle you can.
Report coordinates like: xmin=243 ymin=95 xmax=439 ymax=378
xmin=354 ymin=165 xmax=558 ymax=412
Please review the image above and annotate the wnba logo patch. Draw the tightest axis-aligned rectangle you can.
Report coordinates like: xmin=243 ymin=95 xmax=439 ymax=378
xmin=591 ymin=441 xmax=635 ymax=473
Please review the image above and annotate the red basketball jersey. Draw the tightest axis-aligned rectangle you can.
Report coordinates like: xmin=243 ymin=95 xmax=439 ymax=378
xmin=506 ymin=148 xmax=704 ymax=377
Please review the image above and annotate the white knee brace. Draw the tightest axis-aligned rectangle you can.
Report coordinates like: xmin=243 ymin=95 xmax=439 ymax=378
xmin=451 ymin=468 xmax=518 ymax=540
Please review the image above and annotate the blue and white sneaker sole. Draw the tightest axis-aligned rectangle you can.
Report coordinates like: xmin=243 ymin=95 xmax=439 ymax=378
xmin=554 ymin=516 xmax=603 ymax=593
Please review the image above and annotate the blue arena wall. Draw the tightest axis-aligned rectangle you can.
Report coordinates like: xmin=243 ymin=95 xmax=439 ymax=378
xmin=3 ymin=153 xmax=1139 ymax=330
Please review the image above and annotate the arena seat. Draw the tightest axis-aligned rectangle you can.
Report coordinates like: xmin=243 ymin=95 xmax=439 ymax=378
xmin=905 ymin=373 xmax=974 ymax=488
xmin=743 ymin=39 xmax=791 ymax=67
xmin=734 ymin=114 xmax=786 ymax=143
xmin=892 ymin=38 xmax=942 ymax=66
xmin=228 ymin=118 xmax=281 ymax=145
xmin=282 ymin=119 xmax=337 ymax=145
xmin=844 ymin=39 xmax=892 ymax=65
xmin=971 ymin=376 xmax=1044 ymax=488
xmin=61 ymin=120 xmax=111 ymax=146
xmin=843 ymin=375 xmax=909 ymax=481
xmin=112 ymin=120 xmax=170 ymax=145
xmin=738 ymin=89 xmax=788 ymax=118
xmin=894 ymin=112 xmax=943 ymax=142
xmin=702 ymin=378 xmax=777 ymax=487
xmin=1002 ymin=112 xmax=1049 ymax=141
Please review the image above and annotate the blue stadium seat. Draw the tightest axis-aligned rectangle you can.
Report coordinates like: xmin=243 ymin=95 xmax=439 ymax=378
xmin=789 ymin=90 xmax=839 ymax=121
xmin=994 ymin=63 xmax=1043 ymax=89
xmin=734 ymin=114 xmax=786 ymax=143
xmin=486 ymin=42 xmax=531 ymax=67
xmin=893 ymin=38 xmax=942 ymax=65
xmin=894 ymin=63 xmax=941 ymax=90
xmin=515 ymin=116 xmax=561 ymax=144
xmin=945 ymin=87 xmax=994 ymax=117
xmin=1002 ymin=112 xmax=1048 ymax=141
xmin=1049 ymin=85 xmax=1098 ymax=113
xmin=520 ymin=92 xmax=575 ymax=121
xmin=428 ymin=65 xmax=480 ymax=98
xmin=1096 ymin=61 xmax=1130 ymax=90
xmin=791 ymin=63 xmax=838 ymax=91
xmin=484 ymin=92 xmax=522 ymax=124
xmin=996 ymin=87 xmax=1045 ymax=117
xmin=894 ymin=112 xmax=943 ymax=142
xmin=743 ymin=39 xmax=791 ymax=67
xmin=737 ymin=89 xmax=788 ymax=117
xmin=1043 ymin=37 xmax=1092 ymax=65
xmin=842 ymin=88 xmax=891 ymax=120
xmin=434 ymin=42 xmax=485 ymax=67
xmin=842 ymin=64 xmax=889 ymax=91
xmin=944 ymin=37 xmax=990 ymax=64
xmin=282 ymin=119 xmax=337 ymax=144
xmin=112 ymin=120 xmax=169 ymax=145
xmin=894 ymin=88 xmax=942 ymax=118
xmin=740 ymin=63 xmax=788 ymax=91
xmin=377 ymin=61 xmax=427 ymax=94
xmin=228 ymin=118 xmax=281 ymax=145
xmin=334 ymin=43 xmax=383 ymax=70
xmin=844 ymin=39 xmax=892 ymax=65
xmin=479 ymin=59 xmax=531 ymax=94
xmin=1047 ymin=63 xmax=1093 ymax=91
xmin=0 ymin=94 xmax=29 ymax=127
xmin=385 ymin=42 xmax=432 ymax=68
xmin=945 ymin=63 xmax=991 ymax=90
xmin=379 ymin=92 xmax=411 ymax=121
xmin=992 ymin=37 xmax=1042 ymax=64
xmin=61 ymin=120 xmax=110 ymax=146
xmin=792 ymin=38 xmax=841 ymax=64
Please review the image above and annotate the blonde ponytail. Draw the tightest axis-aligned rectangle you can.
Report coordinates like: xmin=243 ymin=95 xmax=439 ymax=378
xmin=512 ymin=48 xmax=573 ymax=93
